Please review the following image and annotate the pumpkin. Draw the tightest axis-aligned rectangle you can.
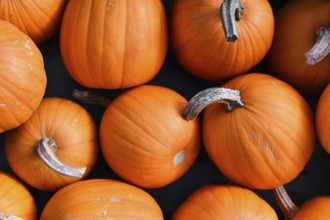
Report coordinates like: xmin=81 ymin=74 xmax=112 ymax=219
xmin=0 ymin=0 xmax=67 ymax=44
xmin=265 ymin=0 xmax=330 ymax=95
xmin=60 ymin=0 xmax=168 ymax=89
xmin=98 ymin=85 xmax=201 ymax=188
xmin=274 ymin=186 xmax=330 ymax=219
xmin=5 ymin=97 xmax=98 ymax=191
xmin=184 ymin=73 xmax=315 ymax=189
xmin=172 ymin=184 xmax=278 ymax=219
xmin=0 ymin=19 xmax=46 ymax=133
xmin=170 ymin=0 xmax=274 ymax=82
xmin=316 ymin=83 xmax=330 ymax=153
xmin=0 ymin=172 xmax=37 ymax=220
xmin=40 ymin=178 xmax=163 ymax=220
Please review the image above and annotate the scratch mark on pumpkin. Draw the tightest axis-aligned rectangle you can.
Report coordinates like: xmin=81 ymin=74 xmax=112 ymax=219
xmin=249 ymin=130 xmax=276 ymax=162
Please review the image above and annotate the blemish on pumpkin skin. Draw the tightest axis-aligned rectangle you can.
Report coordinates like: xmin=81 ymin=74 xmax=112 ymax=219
xmin=107 ymin=0 xmax=116 ymax=8
xmin=173 ymin=150 xmax=185 ymax=165
xmin=248 ymin=130 xmax=276 ymax=162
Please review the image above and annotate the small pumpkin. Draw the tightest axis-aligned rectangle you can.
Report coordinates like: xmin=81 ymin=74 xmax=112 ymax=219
xmin=0 ymin=19 xmax=47 ymax=132
xmin=5 ymin=97 xmax=98 ymax=191
xmin=265 ymin=0 xmax=330 ymax=95
xmin=184 ymin=73 xmax=315 ymax=189
xmin=60 ymin=0 xmax=168 ymax=89
xmin=316 ymin=83 xmax=330 ymax=153
xmin=40 ymin=178 xmax=164 ymax=220
xmin=274 ymin=186 xmax=330 ymax=219
xmin=98 ymin=85 xmax=201 ymax=188
xmin=172 ymin=184 xmax=278 ymax=220
xmin=170 ymin=0 xmax=274 ymax=82
xmin=0 ymin=172 xmax=37 ymax=220
xmin=0 ymin=0 xmax=67 ymax=44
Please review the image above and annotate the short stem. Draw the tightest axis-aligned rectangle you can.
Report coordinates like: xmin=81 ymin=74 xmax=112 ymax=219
xmin=273 ymin=186 xmax=300 ymax=219
xmin=36 ymin=137 xmax=86 ymax=178
xmin=72 ymin=89 xmax=111 ymax=108
xmin=221 ymin=0 xmax=244 ymax=42
xmin=0 ymin=214 xmax=23 ymax=220
xmin=184 ymin=87 xmax=244 ymax=120
xmin=305 ymin=26 xmax=330 ymax=65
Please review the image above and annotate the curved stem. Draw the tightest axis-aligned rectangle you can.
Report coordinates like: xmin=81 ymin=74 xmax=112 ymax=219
xmin=221 ymin=0 xmax=244 ymax=42
xmin=305 ymin=26 xmax=330 ymax=65
xmin=0 ymin=214 xmax=23 ymax=220
xmin=273 ymin=186 xmax=299 ymax=219
xmin=36 ymin=137 xmax=86 ymax=178
xmin=184 ymin=87 xmax=244 ymax=120
xmin=72 ymin=89 xmax=111 ymax=108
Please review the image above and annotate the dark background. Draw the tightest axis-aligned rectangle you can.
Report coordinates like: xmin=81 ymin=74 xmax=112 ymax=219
xmin=1 ymin=0 xmax=330 ymax=219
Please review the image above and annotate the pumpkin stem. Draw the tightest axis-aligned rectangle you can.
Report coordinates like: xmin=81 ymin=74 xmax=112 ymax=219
xmin=0 ymin=214 xmax=23 ymax=220
xmin=305 ymin=26 xmax=330 ymax=65
xmin=184 ymin=87 xmax=244 ymax=120
xmin=72 ymin=89 xmax=111 ymax=108
xmin=273 ymin=186 xmax=299 ymax=219
xmin=36 ymin=137 xmax=86 ymax=178
xmin=220 ymin=0 xmax=244 ymax=42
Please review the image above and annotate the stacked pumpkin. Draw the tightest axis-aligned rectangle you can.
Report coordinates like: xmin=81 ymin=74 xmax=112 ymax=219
xmin=0 ymin=0 xmax=329 ymax=219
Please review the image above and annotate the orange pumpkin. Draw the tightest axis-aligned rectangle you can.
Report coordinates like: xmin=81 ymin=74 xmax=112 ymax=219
xmin=0 ymin=0 xmax=67 ymax=44
xmin=0 ymin=172 xmax=37 ymax=220
xmin=60 ymin=0 xmax=168 ymax=89
xmin=0 ymin=20 xmax=46 ymax=132
xmin=265 ymin=0 xmax=330 ymax=95
xmin=184 ymin=73 xmax=315 ymax=189
xmin=99 ymin=85 xmax=201 ymax=188
xmin=40 ymin=178 xmax=164 ymax=220
xmin=316 ymin=83 xmax=330 ymax=153
xmin=171 ymin=0 xmax=274 ymax=82
xmin=5 ymin=97 xmax=98 ymax=191
xmin=274 ymin=186 xmax=330 ymax=219
xmin=172 ymin=184 xmax=278 ymax=219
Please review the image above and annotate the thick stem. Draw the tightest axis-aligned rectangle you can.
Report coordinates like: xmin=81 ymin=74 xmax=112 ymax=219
xmin=184 ymin=87 xmax=244 ymax=120
xmin=36 ymin=137 xmax=86 ymax=178
xmin=0 ymin=214 xmax=23 ymax=220
xmin=273 ymin=186 xmax=299 ymax=219
xmin=305 ymin=26 xmax=330 ymax=65
xmin=221 ymin=0 xmax=244 ymax=42
xmin=72 ymin=89 xmax=111 ymax=108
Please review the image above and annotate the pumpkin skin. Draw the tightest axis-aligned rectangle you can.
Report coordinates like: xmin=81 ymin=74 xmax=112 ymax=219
xmin=171 ymin=0 xmax=274 ymax=82
xmin=202 ymin=73 xmax=315 ymax=189
xmin=0 ymin=20 xmax=46 ymax=133
xmin=0 ymin=172 xmax=37 ymax=220
xmin=265 ymin=0 xmax=330 ymax=95
xmin=0 ymin=0 xmax=67 ymax=44
xmin=316 ymin=83 xmax=330 ymax=153
xmin=100 ymin=85 xmax=201 ymax=188
xmin=172 ymin=184 xmax=278 ymax=220
xmin=60 ymin=0 xmax=168 ymax=89
xmin=40 ymin=179 xmax=164 ymax=220
xmin=291 ymin=197 xmax=330 ymax=220
xmin=5 ymin=97 xmax=98 ymax=191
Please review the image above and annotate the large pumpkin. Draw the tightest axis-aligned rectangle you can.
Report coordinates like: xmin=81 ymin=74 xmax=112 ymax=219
xmin=0 ymin=20 xmax=46 ymax=132
xmin=265 ymin=0 xmax=330 ymax=95
xmin=316 ymin=83 xmax=330 ymax=153
xmin=40 ymin=179 xmax=163 ymax=220
xmin=5 ymin=97 xmax=98 ymax=191
xmin=184 ymin=73 xmax=315 ymax=189
xmin=0 ymin=172 xmax=37 ymax=220
xmin=0 ymin=0 xmax=67 ymax=44
xmin=172 ymin=184 xmax=278 ymax=219
xmin=60 ymin=0 xmax=168 ymax=89
xmin=171 ymin=0 xmax=274 ymax=82
xmin=99 ymin=85 xmax=201 ymax=188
